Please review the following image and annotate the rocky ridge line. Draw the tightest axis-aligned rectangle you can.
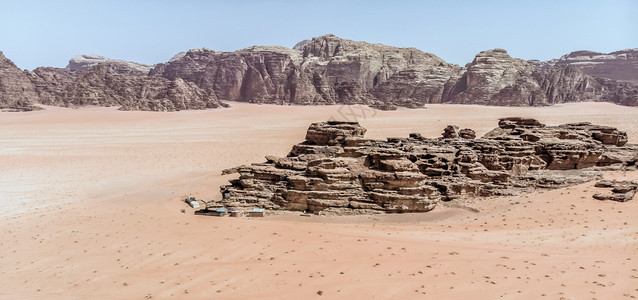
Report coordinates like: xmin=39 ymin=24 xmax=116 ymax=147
xmin=152 ymin=35 xmax=637 ymax=109
xmin=1 ymin=35 xmax=637 ymax=111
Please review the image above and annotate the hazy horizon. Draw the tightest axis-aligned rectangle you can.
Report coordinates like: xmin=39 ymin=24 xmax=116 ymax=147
xmin=1 ymin=0 xmax=636 ymax=70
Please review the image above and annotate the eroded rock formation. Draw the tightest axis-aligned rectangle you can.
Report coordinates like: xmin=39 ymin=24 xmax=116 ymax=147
xmin=1 ymin=35 xmax=637 ymax=111
xmin=150 ymin=35 xmax=461 ymax=106
xmin=151 ymin=36 xmax=637 ymax=109
xmin=544 ymin=49 xmax=638 ymax=85
xmin=28 ymin=60 xmax=226 ymax=111
xmin=213 ymin=118 xmax=638 ymax=214
xmin=0 ymin=51 xmax=39 ymax=111
xmin=67 ymin=54 xmax=153 ymax=74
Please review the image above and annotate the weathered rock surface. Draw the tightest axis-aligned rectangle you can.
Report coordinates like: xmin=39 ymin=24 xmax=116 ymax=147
xmin=448 ymin=49 xmax=638 ymax=107
xmin=67 ymin=54 xmax=152 ymax=74
xmin=150 ymin=35 xmax=459 ymax=106
xmin=212 ymin=118 xmax=638 ymax=214
xmin=593 ymin=180 xmax=637 ymax=202
xmin=1 ymin=35 xmax=637 ymax=111
xmin=28 ymin=60 xmax=226 ymax=111
xmin=0 ymin=51 xmax=40 ymax=111
xmin=446 ymin=49 xmax=548 ymax=106
xmin=150 ymin=36 xmax=637 ymax=109
xmin=150 ymin=46 xmax=307 ymax=104
xmin=545 ymin=49 xmax=638 ymax=85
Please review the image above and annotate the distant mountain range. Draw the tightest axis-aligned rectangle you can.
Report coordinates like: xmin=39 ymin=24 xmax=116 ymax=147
xmin=1 ymin=34 xmax=636 ymax=111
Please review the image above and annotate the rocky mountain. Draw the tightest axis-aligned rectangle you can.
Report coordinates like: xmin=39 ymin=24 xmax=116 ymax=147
xmin=212 ymin=119 xmax=637 ymax=214
xmin=66 ymin=54 xmax=153 ymax=74
xmin=0 ymin=35 xmax=636 ymax=111
xmin=544 ymin=49 xmax=638 ymax=85
xmin=151 ymin=35 xmax=636 ymax=109
xmin=0 ymin=51 xmax=39 ymax=111
xmin=150 ymin=34 xmax=460 ymax=107
xmin=26 ymin=57 xmax=226 ymax=111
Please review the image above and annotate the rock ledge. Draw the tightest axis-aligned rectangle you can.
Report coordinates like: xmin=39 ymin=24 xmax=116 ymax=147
xmin=209 ymin=118 xmax=638 ymax=215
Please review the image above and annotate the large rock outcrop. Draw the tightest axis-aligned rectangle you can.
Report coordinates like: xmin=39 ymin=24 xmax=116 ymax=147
xmin=0 ymin=51 xmax=39 ymax=111
xmin=28 ymin=60 xmax=226 ymax=111
xmin=150 ymin=36 xmax=637 ymax=109
xmin=547 ymin=49 xmax=638 ymax=85
xmin=150 ymin=46 xmax=306 ymax=104
xmin=213 ymin=118 xmax=638 ymax=215
xmin=67 ymin=54 xmax=153 ymax=74
xmin=446 ymin=49 xmax=637 ymax=107
xmin=1 ymin=35 xmax=637 ymax=111
xmin=150 ymin=34 xmax=461 ymax=107
xmin=446 ymin=49 xmax=547 ymax=106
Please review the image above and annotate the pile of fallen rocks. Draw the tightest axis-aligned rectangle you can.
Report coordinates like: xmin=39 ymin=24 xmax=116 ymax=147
xmin=593 ymin=180 xmax=637 ymax=202
xmin=211 ymin=117 xmax=638 ymax=215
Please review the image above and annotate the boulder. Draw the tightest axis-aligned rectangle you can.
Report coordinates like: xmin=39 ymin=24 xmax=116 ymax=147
xmin=305 ymin=121 xmax=367 ymax=146
xmin=459 ymin=128 xmax=476 ymax=139
xmin=442 ymin=125 xmax=459 ymax=139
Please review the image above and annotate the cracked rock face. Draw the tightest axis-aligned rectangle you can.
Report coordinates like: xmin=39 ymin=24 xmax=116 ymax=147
xmin=28 ymin=62 xmax=226 ymax=111
xmin=151 ymin=36 xmax=637 ymax=110
xmin=1 ymin=35 xmax=637 ymax=111
xmin=0 ymin=51 xmax=39 ymax=111
xmin=150 ymin=34 xmax=460 ymax=107
xmin=213 ymin=118 xmax=638 ymax=215
xmin=547 ymin=49 xmax=638 ymax=86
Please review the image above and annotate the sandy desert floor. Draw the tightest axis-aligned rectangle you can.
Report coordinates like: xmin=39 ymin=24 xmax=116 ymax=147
xmin=1 ymin=102 xmax=637 ymax=299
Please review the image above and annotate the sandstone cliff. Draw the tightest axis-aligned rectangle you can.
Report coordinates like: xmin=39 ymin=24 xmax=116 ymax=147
xmin=546 ymin=49 xmax=638 ymax=85
xmin=444 ymin=49 xmax=637 ymax=107
xmin=0 ymin=51 xmax=39 ymax=111
xmin=67 ymin=54 xmax=153 ymax=74
xmin=446 ymin=49 xmax=547 ymax=106
xmin=150 ymin=35 xmax=636 ymax=109
xmin=150 ymin=34 xmax=461 ymax=107
xmin=28 ymin=59 xmax=226 ymax=111
xmin=1 ymin=35 xmax=637 ymax=111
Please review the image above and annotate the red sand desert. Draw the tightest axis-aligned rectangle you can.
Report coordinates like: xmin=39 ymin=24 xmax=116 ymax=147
xmin=1 ymin=102 xmax=637 ymax=299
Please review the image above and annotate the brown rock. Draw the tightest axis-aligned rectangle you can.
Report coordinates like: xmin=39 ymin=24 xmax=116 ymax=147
xmin=592 ymin=180 xmax=637 ymax=202
xmin=458 ymin=128 xmax=476 ymax=139
xmin=550 ymin=49 xmax=638 ymax=86
xmin=0 ymin=51 xmax=39 ymax=111
xmin=447 ymin=49 xmax=548 ymax=106
xmin=304 ymin=121 xmax=367 ymax=146
xmin=442 ymin=125 xmax=459 ymax=139
xmin=211 ymin=118 xmax=638 ymax=215
xmin=28 ymin=62 xmax=225 ymax=111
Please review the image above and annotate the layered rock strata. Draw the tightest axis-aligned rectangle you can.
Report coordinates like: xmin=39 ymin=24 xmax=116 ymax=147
xmin=543 ymin=49 xmax=638 ymax=85
xmin=151 ymin=36 xmax=637 ymax=109
xmin=67 ymin=54 xmax=153 ymax=74
xmin=28 ymin=60 xmax=226 ymax=111
xmin=0 ymin=51 xmax=39 ymax=111
xmin=150 ymin=35 xmax=461 ymax=106
xmin=2 ymin=35 xmax=637 ymax=111
xmin=213 ymin=118 xmax=638 ymax=214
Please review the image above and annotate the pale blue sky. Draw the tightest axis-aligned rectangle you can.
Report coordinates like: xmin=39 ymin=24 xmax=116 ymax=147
xmin=1 ymin=0 xmax=636 ymax=70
